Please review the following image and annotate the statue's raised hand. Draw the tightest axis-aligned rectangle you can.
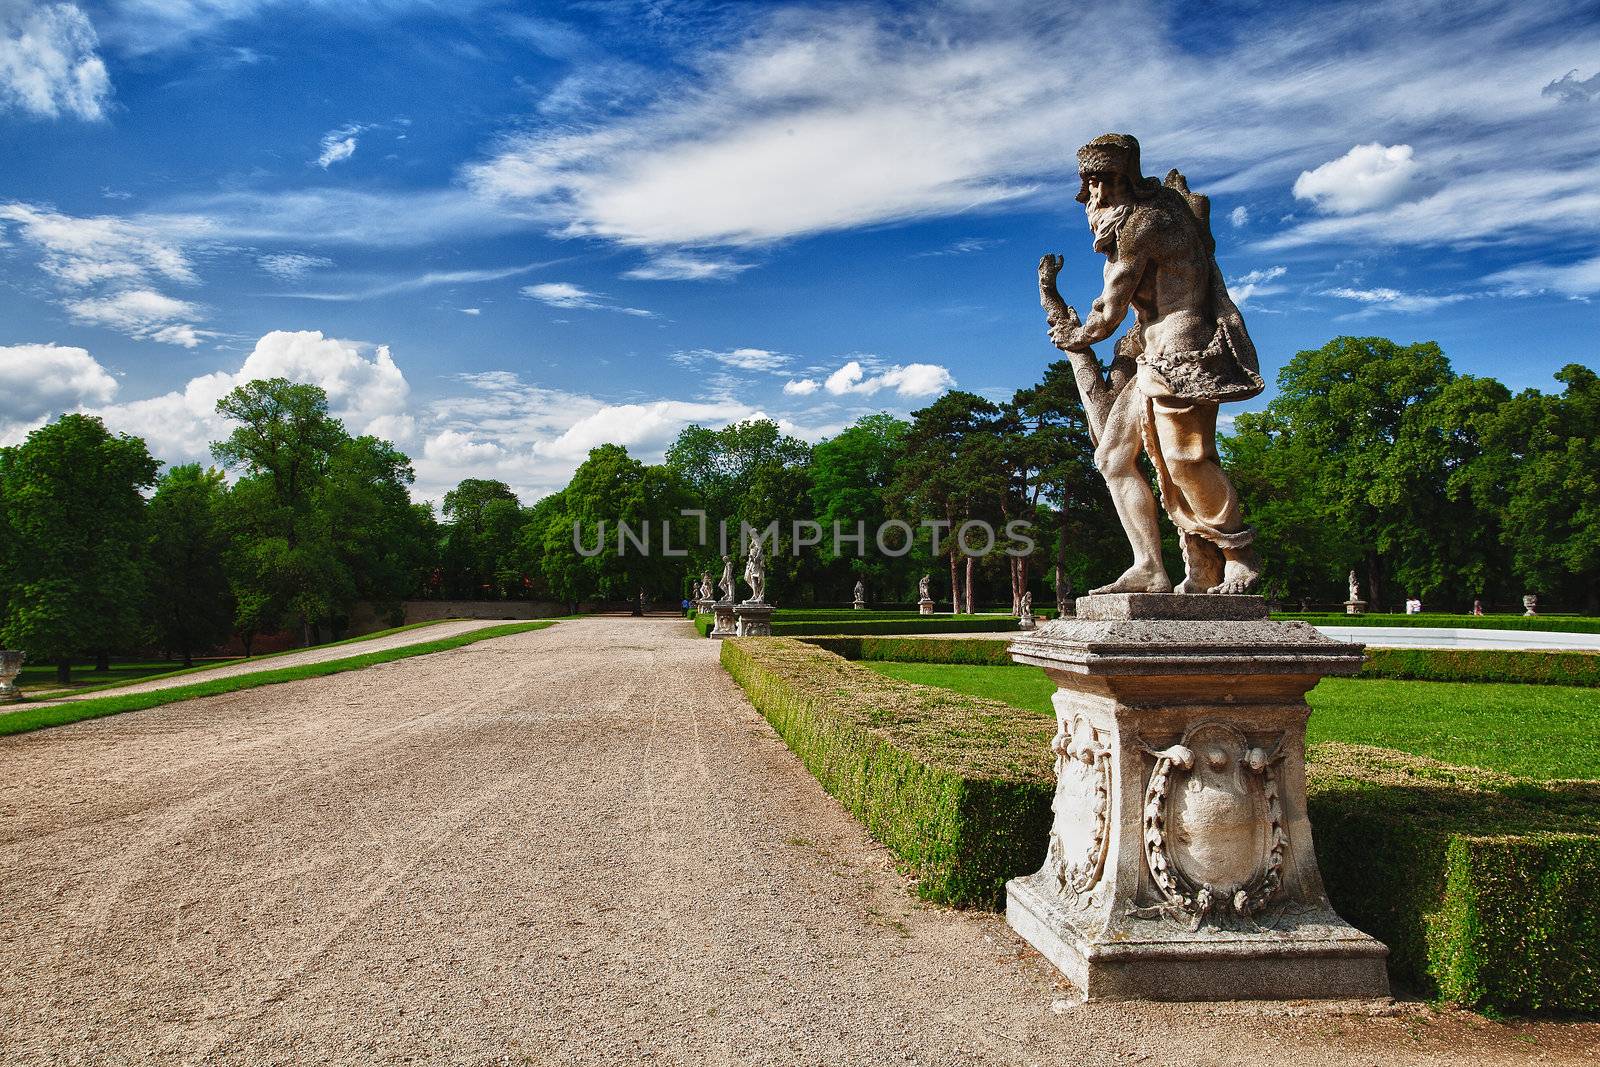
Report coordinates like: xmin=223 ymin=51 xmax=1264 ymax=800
xmin=1038 ymin=253 xmax=1064 ymax=289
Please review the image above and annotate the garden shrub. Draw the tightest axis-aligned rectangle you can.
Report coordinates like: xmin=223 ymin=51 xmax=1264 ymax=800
xmin=694 ymin=613 xmax=714 ymax=638
xmin=1308 ymin=745 xmax=1599 ymax=1013
xmin=1360 ymin=648 xmax=1600 ymax=687
xmin=720 ymin=637 xmax=1052 ymax=908
xmin=803 ymin=635 xmax=1013 ymax=666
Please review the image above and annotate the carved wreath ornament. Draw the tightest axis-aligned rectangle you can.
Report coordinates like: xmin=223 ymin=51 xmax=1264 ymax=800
xmin=1137 ymin=721 xmax=1287 ymax=930
xmin=1045 ymin=712 xmax=1112 ymax=905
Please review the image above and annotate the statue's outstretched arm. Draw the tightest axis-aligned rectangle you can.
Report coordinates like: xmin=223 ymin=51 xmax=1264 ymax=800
xmin=1075 ymin=255 xmax=1143 ymax=348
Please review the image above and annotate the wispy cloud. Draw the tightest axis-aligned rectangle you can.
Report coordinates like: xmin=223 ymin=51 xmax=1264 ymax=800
xmin=1229 ymin=265 xmax=1287 ymax=308
xmin=282 ymin=261 xmax=554 ymax=301
xmin=673 ymin=347 xmax=791 ymax=373
xmin=521 ymin=281 xmax=652 ymax=316
xmin=1488 ymin=256 xmax=1600 ymax=299
xmin=258 ymin=252 xmax=333 ymax=280
xmin=622 ymin=252 xmax=753 ymax=280
xmin=315 ymin=123 xmax=365 ymax=168
xmin=1322 ymin=286 xmax=1476 ymax=315
xmin=914 ymin=237 xmax=1002 ymax=257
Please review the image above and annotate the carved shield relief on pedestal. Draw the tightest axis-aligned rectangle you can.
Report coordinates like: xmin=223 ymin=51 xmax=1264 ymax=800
xmin=1140 ymin=721 xmax=1287 ymax=929
xmin=1045 ymin=712 xmax=1111 ymax=904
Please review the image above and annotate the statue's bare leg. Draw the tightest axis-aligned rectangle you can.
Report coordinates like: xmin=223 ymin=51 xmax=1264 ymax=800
xmin=1089 ymin=397 xmax=1171 ymax=595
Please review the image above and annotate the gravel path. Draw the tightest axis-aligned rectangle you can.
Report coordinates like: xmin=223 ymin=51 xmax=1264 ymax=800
xmin=0 ymin=616 xmax=1594 ymax=1066
xmin=16 ymin=619 xmax=516 ymax=709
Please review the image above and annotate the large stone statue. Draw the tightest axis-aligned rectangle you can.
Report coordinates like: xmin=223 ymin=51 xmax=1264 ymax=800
xmin=717 ymin=554 xmax=735 ymax=604
xmin=1041 ymin=133 xmax=1263 ymax=597
xmin=743 ymin=538 xmax=766 ymax=604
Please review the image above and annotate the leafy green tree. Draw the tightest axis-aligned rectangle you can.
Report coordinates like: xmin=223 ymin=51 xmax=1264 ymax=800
xmin=145 ymin=465 xmax=234 ymax=666
xmin=887 ymin=392 xmax=1009 ymax=611
xmin=1477 ymin=364 xmax=1600 ymax=609
xmin=440 ymin=479 xmax=524 ymax=598
xmin=808 ymin=413 xmax=911 ymax=600
xmin=0 ymin=415 xmax=158 ymax=682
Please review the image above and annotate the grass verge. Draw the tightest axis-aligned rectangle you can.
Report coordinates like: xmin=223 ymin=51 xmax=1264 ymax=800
xmin=1275 ymin=612 xmax=1600 ymax=635
xmin=0 ymin=621 xmax=555 ymax=737
xmin=17 ymin=619 xmax=464 ymax=699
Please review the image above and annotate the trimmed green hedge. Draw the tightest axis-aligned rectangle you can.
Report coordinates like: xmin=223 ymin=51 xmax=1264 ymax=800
xmin=1362 ymin=648 xmax=1600 ymax=687
xmin=771 ymin=617 xmax=1017 ymax=637
xmin=694 ymin=613 xmax=714 ymax=638
xmin=810 ymin=635 xmax=1600 ymax=687
xmin=1277 ymin=612 xmax=1600 ymax=635
xmin=720 ymin=637 xmax=1051 ymax=907
xmin=728 ymin=637 xmax=1600 ymax=1013
xmin=1308 ymin=745 xmax=1599 ymax=1013
xmin=804 ymin=635 xmax=1014 ymax=666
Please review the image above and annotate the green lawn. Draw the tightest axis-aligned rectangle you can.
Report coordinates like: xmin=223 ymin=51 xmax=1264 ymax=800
xmin=862 ymin=661 xmax=1600 ymax=780
xmin=0 ymin=621 xmax=556 ymax=737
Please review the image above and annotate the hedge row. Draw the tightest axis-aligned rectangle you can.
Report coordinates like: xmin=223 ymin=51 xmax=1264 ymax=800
xmin=1362 ymin=648 xmax=1600 ymax=687
xmin=720 ymin=637 xmax=1052 ymax=907
xmin=1276 ymin=612 xmax=1600 ymax=635
xmin=726 ymin=637 xmax=1600 ymax=1013
xmin=1307 ymin=745 xmax=1599 ymax=1013
xmin=803 ymin=635 xmax=1014 ymax=666
xmin=771 ymin=617 xmax=1018 ymax=637
xmin=808 ymin=635 xmax=1600 ymax=687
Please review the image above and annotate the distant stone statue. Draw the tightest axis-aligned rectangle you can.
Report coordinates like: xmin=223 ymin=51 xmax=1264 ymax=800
xmin=918 ymin=575 xmax=931 ymax=600
xmin=1348 ymin=570 xmax=1360 ymax=603
xmin=1344 ymin=568 xmax=1367 ymax=615
xmin=1018 ymin=590 xmax=1036 ymax=631
xmin=1524 ymin=594 xmax=1538 ymax=617
xmin=699 ymin=573 xmax=715 ymax=603
xmin=1041 ymin=133 xmax=1264 ymax=597
xmin=743 ymin=538 xmax=766 ymax=603
xmin=853 ymin=579 xmax=865 ymax=607
xmin=717 ymin=554 xmax=735 ymax=604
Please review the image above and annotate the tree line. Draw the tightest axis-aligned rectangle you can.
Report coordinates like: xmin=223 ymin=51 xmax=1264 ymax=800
xmin=1 ymin=337 xmax=1593 ymax=678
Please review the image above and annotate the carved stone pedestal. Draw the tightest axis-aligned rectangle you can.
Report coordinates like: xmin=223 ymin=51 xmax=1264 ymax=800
xmin=1343 ymin=599 xmax=1367 ymax=616
xmin=1005 ymin=593 xmax=1389 ymax=1001
xmin=853 ymin=599 xmax=866 ymax=610
xmin=919 ymin=599 xmax=935 ymax=616
xmin=710 ymin=602 xmax=738 ymax=639
xmin=697 ymin=597 xmax=717 ymax=615
xmin=734 ymin=602 xmax=774 ymax=637
xmin=0 ymin=650 xmax=23 ymax=705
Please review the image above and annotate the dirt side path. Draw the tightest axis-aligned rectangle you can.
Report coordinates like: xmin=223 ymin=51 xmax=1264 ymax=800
xmin=0 ymin=617 xmax=1592 ymax=1066
xmin=15 ymin=618 xmax=518 ymax=709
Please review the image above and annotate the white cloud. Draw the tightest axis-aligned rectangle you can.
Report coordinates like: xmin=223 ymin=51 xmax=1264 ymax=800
xmin=537 ymin=399 xmax=758 ymax=461
xmin=1228 ymin=265 xmax=1286 ymax=307
xmin=782 ymin=378 xmax=820 ymax=396
xmin=622 ymin=252 xmax=753 ymax=281
xmin=459 ymin=306 xmax=481 ymax=315
xmin=65 ymin=288 xmax=207 ymax=345
xmin=1322 ymin=286 xmax=1474 ymax=314
xmin=258 ymin=252 xmax=332 ymax=279
xmin=674 ymin=347 xmax=790 ymax=373
xmin=823 ymin=359 xmax=954 ymax=397
xmin=284 ymin=261 xmax=550 ymax=301
xmin=88 ymin=330 xmax=413 ymax=466
xmin=914 ymin=237 xmax=1001 ymax=257
xmin=521 ymin=281 xmax=652 ymax=317
xmin=315 ymin=123 xmax=366 ymax=168
xmin=0 ymin=2 xmax=111 ymax=121
xmin=0 ymin=201 xmax=197 ymax=287
xmin=1292 ymin=144 xmax=1419 ymax=215
xmin=1229 ymin=205 xmax=1249 ymax=228
xmin=0 ymin=342 xmax=118 ymax=440
xmin=1488 ymin=255 xmax=1600 ymax=298
xmin=423 ymin=429 xmax=503 ymax=466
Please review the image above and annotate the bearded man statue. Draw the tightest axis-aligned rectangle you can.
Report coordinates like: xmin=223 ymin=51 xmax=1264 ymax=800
xmin=1040 ymin=133 xmax=1264 ymax=595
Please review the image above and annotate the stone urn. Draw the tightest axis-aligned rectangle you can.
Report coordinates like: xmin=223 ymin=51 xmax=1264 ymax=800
xmin=0 ymin=650 xmax=25 ymax=704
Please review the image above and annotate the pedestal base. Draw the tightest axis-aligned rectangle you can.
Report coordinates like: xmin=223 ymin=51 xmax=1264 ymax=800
xmin=918 ymin=599 xmax=935 ymax=616
xmin=1005 ymin=592 xmax=1389 ymax=1002
xmin=734 ymin=602 xmax=774 ymax=637
xmin=0 ymin=686 xmax=20 ymax=705
xmin=1344 ymin=600 xmax=1367 ymax=616
xmin=852 ymin=600 xmax=865 ymax=610
xmin=1017 ymin=613 xmax=1036 ymax=631
xmin=1007 ymin=873 xmax=1388 ymax=1001
xmin=696 ymin=598 xmax=716 ymax=615
xmin=710 ymin=602 xmax=737 ymax=639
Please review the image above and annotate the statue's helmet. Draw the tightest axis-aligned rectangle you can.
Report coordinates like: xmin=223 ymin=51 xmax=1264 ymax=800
xmin=1075 ymin=132 xmax=1156 ymax=203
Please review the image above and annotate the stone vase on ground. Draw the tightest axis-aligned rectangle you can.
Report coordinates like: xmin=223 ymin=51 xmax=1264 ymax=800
xmin=1005 ymin=593 xmax=1389 ymax=1001
xmin=0 ymin=650 xmax=24 ymax=704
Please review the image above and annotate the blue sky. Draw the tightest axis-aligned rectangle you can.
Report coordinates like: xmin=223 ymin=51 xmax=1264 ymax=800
xmin=2 ymin=0 xmax=1597 ymax=501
